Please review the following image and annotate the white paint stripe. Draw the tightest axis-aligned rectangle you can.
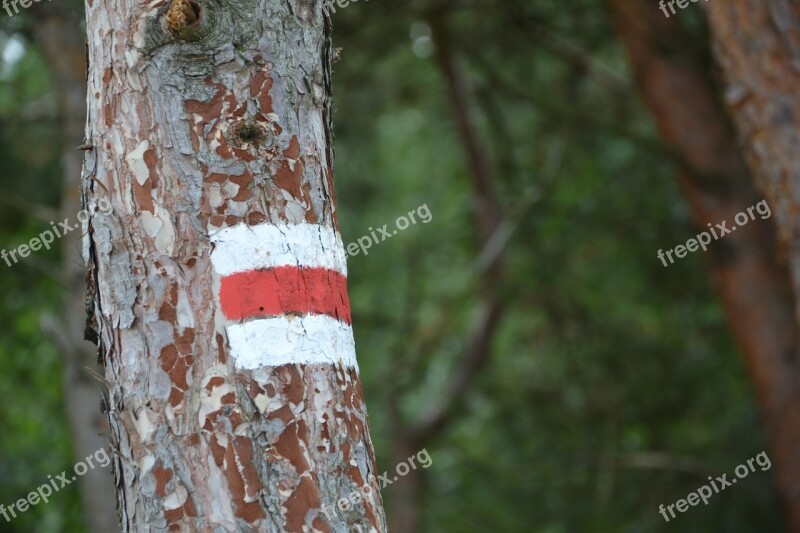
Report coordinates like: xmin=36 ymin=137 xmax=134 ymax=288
xmin=210 ymin=222 xmax=347 ymax=276
xmin=226 ymin=315 xmax=359 ymax=371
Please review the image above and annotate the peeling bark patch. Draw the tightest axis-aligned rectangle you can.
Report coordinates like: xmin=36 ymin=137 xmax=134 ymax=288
xmin=224 ymin=438 xmax=266 ymax=523
xmin=248 ymin=212 xmax=267 ymax=226
xmin=273 ymin=136 xmax=306 ymax=204
xmin=267 ymin=404 xmax=294 ymax=424
xmin=168 ymin=387 xmax=184 ymax=408
xmin=159 ymin=297 xmax=177 ymax=323
xmin=215 ymin=333 xmax=227 ymax=364
xmin=175 ymin=328 xmax=195 ymax=356
xmin=161 ymin=345 xmax=179 ymax=373
xmin=272 ymin=419 xmax=311 ymax=474
xmin=104 ymin=102 xmax=113 ymax=128
xmin=249 ymin=69 xmax=274 ymax=114
xmin=160 ymin=325 xmax=194 ymax=404
xmin=153 ymin=466 xmax=173 ymax=497
xmin=285 ymin=475 xmax=320 ymax=531
xmin=185 ymin=83 xmax=226 ymax=126
xmin=338 ymin=368 xmax=368 ymax=443
xmin=183 ymin=498 xmax=197 ymax=517
xmin=230 ymin=171 xmax=254 ymax=201
xmin=303 ymin=183 xmax=319 ymax=224
xmin=313 ymin=515 xmax=333 ymax=533
xmin=324 ymin=166 xmax=340 ymax=230
xmin=210 ymin=435 xmax=226 ymax=466
xmin=200 ymin=170 xmax=254 ymax=229
xmin=133 ymin=178 xmax=156 ymax=214
xmin=199 ymin=371 xmax=242 ymax=433
xmin=206 ymin=376 xmax=225 ymax=391
xmin=129 ymin=145 xmax=159 ymax=214
xmin=282 ymin=364 xmax=306 ymax=405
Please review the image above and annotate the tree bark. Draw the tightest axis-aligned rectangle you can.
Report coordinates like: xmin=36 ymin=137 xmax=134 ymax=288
xmin=612 ymin=0 xmax=800 ymax=528
xmin=29 ymin=4 xmax=119 ymax=532
xmin=83 ymin=0 xmax=386 ymax=530
xmin=706 ymin=3 xmax=800 ymax=530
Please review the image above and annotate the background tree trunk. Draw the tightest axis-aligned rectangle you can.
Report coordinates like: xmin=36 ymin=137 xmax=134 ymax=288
xmin=30 ymin=3 xmax=119 ymax=531
xmin=382 ymin=11 xmax=507 ymax=533
xmin=617 ymin=0 xmax=800 ymax=528
xmin=83 ymin=0 xmax=386 ymax=530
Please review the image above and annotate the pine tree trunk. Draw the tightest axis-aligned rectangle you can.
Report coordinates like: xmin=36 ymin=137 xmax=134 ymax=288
xmin=83 ymin=0 xmax=386 ymax=530
xmin=704 ymin=2 xmax=800 ymax=529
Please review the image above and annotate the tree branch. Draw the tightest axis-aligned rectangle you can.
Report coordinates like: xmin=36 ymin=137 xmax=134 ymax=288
xmin=402 ymin=11 xmax=509 ymax=445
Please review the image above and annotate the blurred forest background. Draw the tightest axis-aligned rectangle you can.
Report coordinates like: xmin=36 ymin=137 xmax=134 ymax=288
xmin=0 ymin=0 xmax=789 ymax=531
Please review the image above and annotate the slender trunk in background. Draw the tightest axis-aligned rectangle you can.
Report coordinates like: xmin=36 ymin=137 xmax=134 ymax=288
xmin=29 ymin=4 xmax=119 ymax=531
xmin=380 ymin=11 xmax=506 ymax=533
xmin=83 ymin=0 xmax=386 ymax=530
xmin=612 ymin=0 xmax=800 ymax=528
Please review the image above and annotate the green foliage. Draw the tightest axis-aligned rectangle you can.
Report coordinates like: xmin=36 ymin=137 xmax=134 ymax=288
xmin=333 ymin=0 xmax=781 ymax=530
xmin=0 ymin=29 xmax=83 ymax=533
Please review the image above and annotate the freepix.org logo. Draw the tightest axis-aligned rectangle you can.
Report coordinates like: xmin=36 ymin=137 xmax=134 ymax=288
xmin=0 ymin=448 xmax=111 ymax=523
xmin=657 ymin=199 xmax=771 ymax=268
xmin=345 ymin=203 xmax=432 ymax=257
xmin=3 ymin=0 xmax=52 ymax=18
xmin=1 ymin=199 xmax=113 ymax=268
xmin=658 ymin=451 xmax=771 ymax=522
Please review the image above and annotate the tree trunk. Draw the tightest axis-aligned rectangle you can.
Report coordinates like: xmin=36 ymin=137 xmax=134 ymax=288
xmin=83 ymin=0 xmax=386 ymax=530
xmin=30 ymin=4 xmax=119 ymax=532
xmin=613 ymin=0 xmax=800 ymax=528
xmin=705 ymin=2 xmax=800 ymax=530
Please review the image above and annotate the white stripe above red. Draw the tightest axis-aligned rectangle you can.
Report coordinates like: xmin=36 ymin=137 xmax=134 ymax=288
xmin=210 ymin=222 xmax=347 ymax=276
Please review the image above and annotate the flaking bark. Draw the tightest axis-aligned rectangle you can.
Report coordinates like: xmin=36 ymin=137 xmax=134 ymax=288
xmin=83 ymin=0 xmax=386 ymax=530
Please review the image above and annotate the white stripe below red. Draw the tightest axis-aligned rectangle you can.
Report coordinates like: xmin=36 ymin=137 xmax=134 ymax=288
xmin=210 ymin=222 xmax=357 ymax=371
xmin=226 ymin=315 xmax=357 ymax=370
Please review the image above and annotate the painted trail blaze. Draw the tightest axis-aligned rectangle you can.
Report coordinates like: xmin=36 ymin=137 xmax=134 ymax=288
xmin=219 ymin=266 xmax=351 ymax=323
xmin=210 ymin=222 xmax=358 ymax=371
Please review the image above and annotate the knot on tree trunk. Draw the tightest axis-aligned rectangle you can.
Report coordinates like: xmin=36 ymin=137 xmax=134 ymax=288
xmin=166 ymin=0 xmax=200 ymax=33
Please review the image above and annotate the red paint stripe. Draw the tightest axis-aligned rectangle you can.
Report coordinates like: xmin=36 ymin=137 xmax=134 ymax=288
xmin=219 ymin=266 xmax=351 ymax=324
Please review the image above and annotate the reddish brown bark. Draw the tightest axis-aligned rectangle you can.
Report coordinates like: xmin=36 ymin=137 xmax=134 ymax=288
xmin=611 ymin=1 xmax=800 ymax=528
xmin=704 ymin=2 xmax=800 ymax=527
